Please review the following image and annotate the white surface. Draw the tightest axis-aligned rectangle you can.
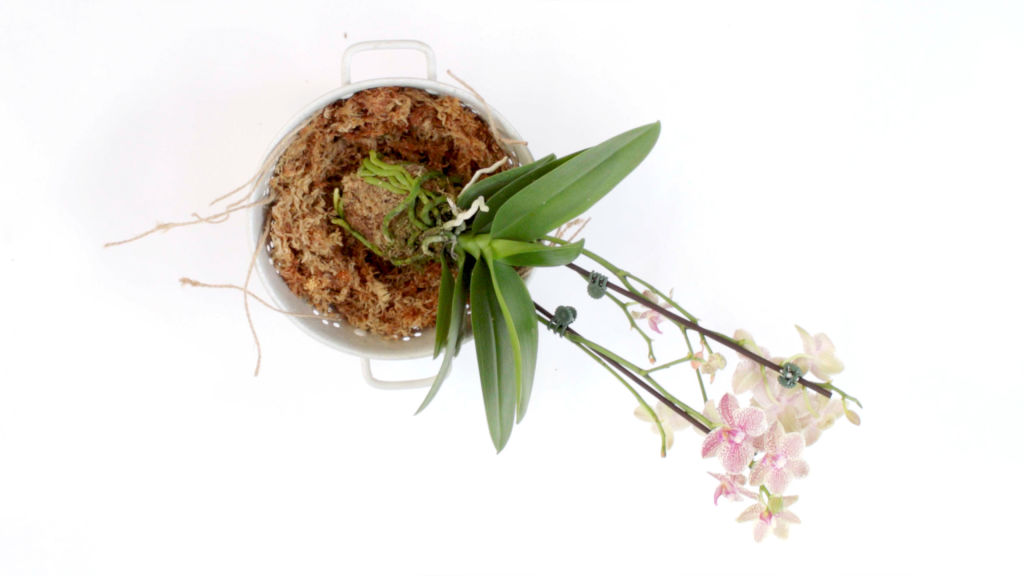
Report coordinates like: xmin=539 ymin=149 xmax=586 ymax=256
xmin=1 ymin=1 xmax=1021 ymax=574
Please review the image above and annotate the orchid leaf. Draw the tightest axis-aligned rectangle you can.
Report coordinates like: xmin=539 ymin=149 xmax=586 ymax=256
xmin=488 ymin=238 xmax=584 ymax=268
xmin=471 ymin=260 xmax=517 ymax=452
xmin=489 ymin=122 xmax=660 ymax=241
xmin=486 ymin=259 xmax=539 ymax=422
xmin=433 ymin=256 xmax=454 ymax=358
xmin=471 ymin=151 xmax=583 ymax=234
xmin=416 ymin=252 xmax=469 ymax=414
xmin=452 ymin=254 xmax=472 ymax=357
xmin=456 ymin=154 xmax=555 ymax=210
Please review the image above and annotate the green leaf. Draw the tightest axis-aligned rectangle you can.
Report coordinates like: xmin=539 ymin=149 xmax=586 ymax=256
xmin=416 ymin=253 xmax=469 ymax=414
xmin=452 ymin=254 xmax=472 ymax=356
xmin=470 ymin=260 xmax=517 ymax=452
xmin=471 ymin=151 xmax=583 ymax=235
xmin=486 ymin=259 xmax=539 ymax=423
xmin=488 ymin=238 xmax=584 ymax=268
xmin=433 ymin=256 xmax=454 ymax=359
xmin=456 ymin=155 xmax=555 ymax=210
xmin=489 ymin=122 xmax=661 ymax=241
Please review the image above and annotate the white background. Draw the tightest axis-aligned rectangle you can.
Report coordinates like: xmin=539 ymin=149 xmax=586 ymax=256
xmin=2 ymin=1 xmax=1022 ymax=574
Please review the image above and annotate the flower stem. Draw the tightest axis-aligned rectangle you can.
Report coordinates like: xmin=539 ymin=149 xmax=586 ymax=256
xmin=563 ymin=261 xmax=833 ymax=400
xmin=640 ymin=355 xmax=695 ymax=376
xmin=546 ymin=237 xmax=710 ymax=402
xmin=820 ymin=382 xmax=862 ymax=408
xmin=565 ymin=330 xmax=671 ymax=456
xmin=536 ymin=303 xmax=712 ymax=433
xmin=605 ymin=292 xmax=657 ymax=362
xmin=574 ymin=245 xmax=699 ymax=322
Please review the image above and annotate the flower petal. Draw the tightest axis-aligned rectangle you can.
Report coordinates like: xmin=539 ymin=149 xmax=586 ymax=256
xmin=764 ymin=422 xmax=784 ymax=452
xmin=701 ymin=430 xmax=724 ymax=458
xmin=702 ymin=399 xmax=722 ymax=427
xmin=780 ymin=431 xmax=805 ymax=459
xmin=813 ymin=332 xmax=837 ymax=355
xmin=719 ymin=394 xmax=739 ymax=426
xmin=749 ymin=461 xmax=767 ymax=487
xmin=803 ymin=426 xmax=823 ymax=447
xmin=796 ymin=325 xmax=815 ymax=353
xmin=767 ymin=467 xmax=791 ymax=494
xmin=753 ymin=520 xmax=769 ymax=542
xmin=648 ymin=315 xmax=663 ymax=334
xmin=813 ymin=354 xmax=844 ymax=379
xmin=738 ymin=486 xmax=759 ymax=500
xmin=732 ymin=361 xmax=760 ymax=395
xmin=633 ymin=405 xmax=654 ymax=423
xmin=737 ymin=503 xmax=762 ymax=522
xmin=788 ymin=458 xmax=810 ymax=479
xmin=779 ymin=510 xmax=801 ymax=524
xmin=734 ymin=329 xmax=760 ymax=353
xmin=657 ymin=402 xmax=692 ymax=431
xmin=735 ymin=406 xmax=767 ymax=437
xmin=721 ymin=441 xmax=754 ymax=474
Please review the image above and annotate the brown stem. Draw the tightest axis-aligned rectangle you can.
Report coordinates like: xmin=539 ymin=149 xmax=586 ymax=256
xmin=535 ymin=303 xmax=712 ymax=434
xmin=565 ymin=262 xmax=832 ymax=399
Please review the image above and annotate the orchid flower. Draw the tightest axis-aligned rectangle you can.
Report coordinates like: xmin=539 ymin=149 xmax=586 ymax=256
xmin=701 ymin=393 xmax=767 ymax=474
xmin=731 ymin=330 xmax=777 ymax=398
xmin=709 ymin=472 xmax=757 ymax=505
xmin=691 ymin=348 xmax=727 ymax=384
xmin=800 ymin=396 xmax=846 ymax=446
xmin=790 ymin=325 xmax=844 ymax=381
xmin=737 ymin=493 xmax=801 ymax=542
xmin=750 ymin=422 xmax=809 ymax=494
xmin=630 ymin=289 xmax=670 ymax=334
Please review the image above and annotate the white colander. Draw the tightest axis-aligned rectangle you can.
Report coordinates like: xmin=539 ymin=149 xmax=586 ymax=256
xmin=248 ymin=40 xmax=532 ymax=389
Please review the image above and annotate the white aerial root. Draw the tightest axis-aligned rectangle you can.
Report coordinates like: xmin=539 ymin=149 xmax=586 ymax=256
xmin=103 ymin=123 xmax=303 ymax=248
xmin=443 ymin=196 xmax=489 ymax=230
xmin=459 ymin=156 xmax=508 ymax=198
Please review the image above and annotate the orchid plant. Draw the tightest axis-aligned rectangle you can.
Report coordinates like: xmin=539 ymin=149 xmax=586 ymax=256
xmin=331 ymin=122 xmax=862 ymax=541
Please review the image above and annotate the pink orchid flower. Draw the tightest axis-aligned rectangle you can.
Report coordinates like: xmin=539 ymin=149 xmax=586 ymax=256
xmin=701 ymin=394 xmax=767 ymax=473
xmin=709 ymin=472 xmax=757 ymax=505
xmin=630 ymin=290 xmax=670 ymax=334
xmin=750 ymin=422 xmax=810 ymax=494
xmin=737 ymin=494 xmax=801 ymax=542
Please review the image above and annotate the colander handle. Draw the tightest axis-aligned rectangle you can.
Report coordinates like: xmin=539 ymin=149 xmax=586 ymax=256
xmin=341 ymin=40 xmax=438 ymax=86
xmin=360 ymin=358 xmax=435 ymax=390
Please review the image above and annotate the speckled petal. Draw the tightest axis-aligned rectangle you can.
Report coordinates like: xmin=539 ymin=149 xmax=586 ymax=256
xmin=767 ymin=468 xmax=791 ymax=494
xmin=721 ymin=441 xmax=754 ymax=474
xmin=737 ymin=503 xmax=761 ymax=523
xmin=754 ymin=520 xmax=769 ymax=542
xmin=736 ymin=406 xmax=767 ymax=437
xmin=781 ymin=431 xmax=805 ymax=459
xmin=701 ymin=430 xmax=724 ymax=458
xmin=749 ymin=461 xmax=767 ymax=487
xmin=788 ymin=458 xmax=810 ymax=479
xmin=719 ymin=393 xmax=739 ymax=426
